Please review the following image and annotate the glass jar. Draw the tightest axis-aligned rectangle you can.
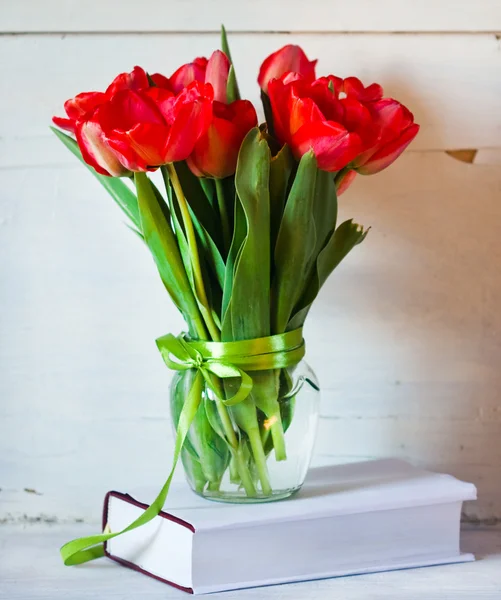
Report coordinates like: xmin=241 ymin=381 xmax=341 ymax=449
xmin=170 ymin=360 xmax=320 ymax=503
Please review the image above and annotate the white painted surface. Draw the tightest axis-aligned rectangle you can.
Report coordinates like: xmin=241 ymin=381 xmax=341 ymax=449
xmin=2 ymin=0 xmax=500 ymax=32
xmin=0 ymin=525 xmax=500 ymax=599
xmin=1 ymin=5 xmax=500 ymax=525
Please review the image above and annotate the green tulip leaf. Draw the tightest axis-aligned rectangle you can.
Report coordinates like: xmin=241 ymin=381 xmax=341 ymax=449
xmin=272 ymin=150 xmax=318 ymax=334
xmin=221 ymin=193 xmax=246 ymax=340
xmin=50 ymin=126 xmax=141 ymax=230
xmin=134 ymin=172 xmax=201 ymax=336
xmin=169 ymin=184 xmax=196 ymax=295
xmin=199 ymin=177 xmax=216 ymax=211
xmin=312 ymin=169 xmax=338 ymax=260
xmin=221 ymin=25 xmax=241 ymax=102
xmin=231 ymin=128 xmax=271 ymax=341
xmin=316 ymin=219 xmax=369 ymax=290
xmin=226 ymin=128 xmax=288 ymax=467
xmin=288 ymin=219 xmax=369 ymax=330
xmin=260 ymin=90 xmax=275 ymax=139
xmin=191 ymin=398 xmax=230 ymax=484
xmin=226 ymin=65 xmax=240 ymax=104
xmin=269 ymin=144 xmax=294 ymax=252
xmin=194 ymin=218 xmax=226 ymax=292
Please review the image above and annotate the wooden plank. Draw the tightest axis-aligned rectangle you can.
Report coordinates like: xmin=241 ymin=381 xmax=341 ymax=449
xmin=1 ymin=32 xmax=500 ymax=168
xmin=1 ymin=525 xmax=500 ymax=598
xmin=1 ymin=0 xmax=500 ymax=32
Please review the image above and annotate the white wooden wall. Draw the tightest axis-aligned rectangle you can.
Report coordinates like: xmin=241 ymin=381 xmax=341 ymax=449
xmin=1 ymin=1 xmax=500 ymax=525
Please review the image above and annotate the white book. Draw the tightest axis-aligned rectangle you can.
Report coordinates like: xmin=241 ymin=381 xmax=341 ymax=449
xmin=103 ymin=458 xmax=476 ymax=594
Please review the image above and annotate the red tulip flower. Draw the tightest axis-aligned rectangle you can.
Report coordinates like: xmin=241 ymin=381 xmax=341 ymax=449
xmin=268 ymin=74 xmax=419 ymax=175
xmin=187 ymin=100 xmax=257 ymax=178
xmin=168 ymin=51 xmax=231 ymax=103
xmin=75 ymin=81 xmax=214 ymax=176
xmin=354 ymin=99 xmax=419 ymax=174
xmin=268 ymin=77 xmax=371 ymax=172
xmin=258 ymin=45 xmax=317 ymax=94
xmin=320 ymin=75 xmax=419 ymax=174
xmin=52 ymin=66 xmax=149 ymax=133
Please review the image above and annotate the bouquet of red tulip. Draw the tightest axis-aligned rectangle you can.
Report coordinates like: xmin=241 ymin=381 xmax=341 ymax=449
xmin=53 ymin=28 xmax=418 ymax=564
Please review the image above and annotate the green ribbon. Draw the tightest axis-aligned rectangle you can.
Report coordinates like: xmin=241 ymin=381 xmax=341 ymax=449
xmin=60 ymin=328 xmax=304 ymax=566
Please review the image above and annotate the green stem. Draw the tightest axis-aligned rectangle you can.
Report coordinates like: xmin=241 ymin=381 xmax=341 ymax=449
xmin=164 ymin=165 xmax=256 ymax=496
xmin=213 ymin=397 xmax=257 ymax=496
xmin=207 ymin=480 xmax=222 ymax=492
xmin=167 ymin=163 xmax=221 ymax=342
xmin=215 ymin=178 xmax=231 ymax=254
xmin=247 ymin=427 xmax=272 ymax=495
xmin=250 ymin=370 xmax=287 ymax=461
xmin=269 ymin=417 xmax=287 ymax=461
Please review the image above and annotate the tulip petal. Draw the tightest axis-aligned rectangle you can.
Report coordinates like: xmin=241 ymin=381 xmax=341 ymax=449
xmin=188 ymin=118 xmax=239 ymax=178
xmin=52 ymin=116 xmax=75 ymax=132
xmin=160 ymin=81 xmax=213 ymax=125
xmin=144 ymin=87 xmax=176 ymax=117
xmin=268 ymin=79 xmax=293 ymax=144
xmin=163 ymin=95 xmax=213 ymax=163
xmin=205 ymin=50 xmax=231 ymax=104
xmin=357 ymin=123 xmax=419 ymax=174
xmin=258 ymin=44 xmax=317 ymax=93
xmin=336 ymin=169 xmax=357 ymax=195
xmin=169 ymin=57 xmax=208 ymax=94
xmin=289 ymin=96 xmax=325 ymax=136
xmin=106 ymin=123 xmax=169 ymax=171
xmin=309 ymin=80 xmax=344 ymax=122
xmin=370 ymin=99 xmax=413 ymax=144
xmin=76 ymin=114 xmax=129 ymax=177
xmin=292 ymin=120 xmax=362 ymax=172
xmin=149 ymin=73 xmax=172 ymax=90
xmin=343 ymin=77 xmax=383 ymax=102
xmin=99 ymin=90 xmax=165 ymax=131
xmin=105 ymin=66 xmax=149 ymax=97
xmin=188 ymin=100 xmax=257 ymax=178
xmin=64 ymin=91 xmax=107 ymax=120
xmin=220 ymin=99 xmax=258 ymax=133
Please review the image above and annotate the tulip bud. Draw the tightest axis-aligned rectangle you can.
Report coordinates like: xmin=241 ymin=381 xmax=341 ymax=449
xmin=258 ymin=45 xmax=317 ymax=94
xmin=205 ymin=50 xmax=231 ymax=103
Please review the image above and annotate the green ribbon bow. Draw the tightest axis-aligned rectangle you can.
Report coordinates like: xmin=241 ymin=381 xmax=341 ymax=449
xmin=156 ymin=327 xmax=305 ymax=406
xmin=59 ymin=328 xmax=304 ymax=567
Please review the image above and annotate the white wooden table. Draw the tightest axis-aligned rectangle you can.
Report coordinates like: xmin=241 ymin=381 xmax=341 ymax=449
xmin=1 ymin=525 xmax=500 ymax=599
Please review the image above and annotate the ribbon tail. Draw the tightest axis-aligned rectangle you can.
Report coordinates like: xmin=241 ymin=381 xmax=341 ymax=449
xmin=60 ymin=371 xmax=204 ymax=566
